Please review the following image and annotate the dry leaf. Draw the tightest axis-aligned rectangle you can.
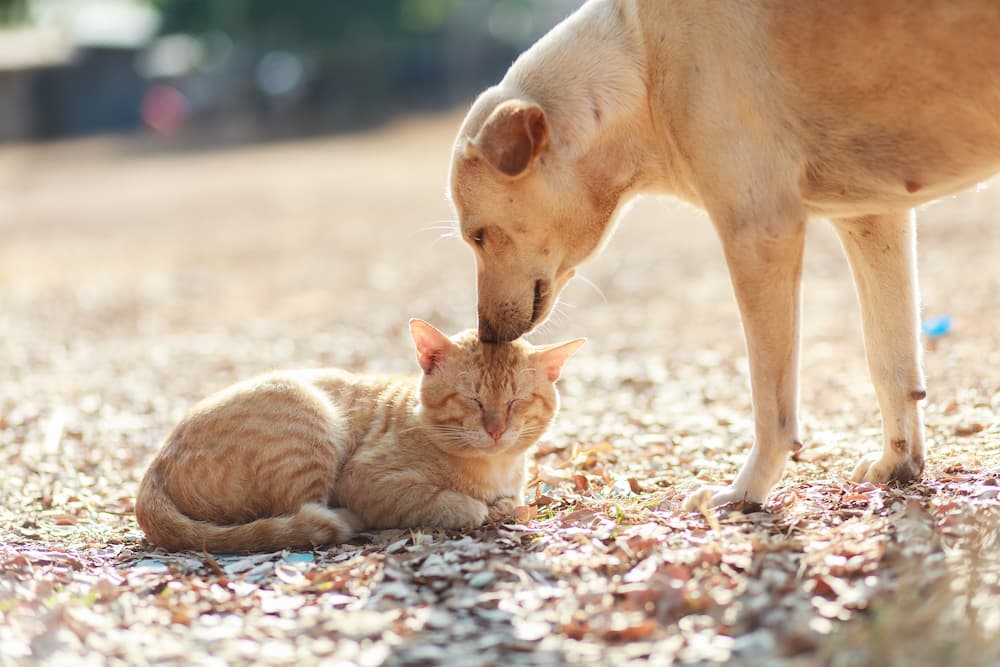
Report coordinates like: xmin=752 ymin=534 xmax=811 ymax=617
xmin=954 ymin=423 xmax=984 ymax=436
xmin=534 ymin=494 xmax=557 ymax=507
xmin=513 ymin=505 xmax=538 ymax=523
xmin=50 ymin=514 xmax=78 ymax=526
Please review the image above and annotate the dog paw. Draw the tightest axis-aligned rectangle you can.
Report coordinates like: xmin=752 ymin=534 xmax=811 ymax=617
xmin=851 ymin=452 xmax=924 ymax=485
xmin=682 ymin=484 xmax=764 ymax=512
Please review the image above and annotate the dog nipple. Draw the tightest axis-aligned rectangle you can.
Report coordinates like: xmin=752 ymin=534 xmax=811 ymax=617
xmin=905 ymin=180 xmax=922 ymax=193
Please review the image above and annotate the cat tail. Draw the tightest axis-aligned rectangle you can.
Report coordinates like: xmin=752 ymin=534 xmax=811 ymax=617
xmin=135 ymin=478 xmax=358 ymax=553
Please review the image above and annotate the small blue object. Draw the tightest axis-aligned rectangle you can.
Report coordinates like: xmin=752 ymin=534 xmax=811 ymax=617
xmin=282 ymin=552 xmax=314 ymax=564
xmin=133 ymin=559 xmax=169 ymax=572
xmin=922 ymin=315 xmax=952 ymax=339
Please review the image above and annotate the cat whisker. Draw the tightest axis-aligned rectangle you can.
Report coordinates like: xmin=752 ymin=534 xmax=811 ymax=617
xmin=399 ymin=425 xmax=467 ymax=437
xmin=413 ymin=429 xmax=478 ymax=443
xmin=405 ymin=425 xmax=470 ymax=435
xmin=517 ymin=428 xmax=549 ymax=440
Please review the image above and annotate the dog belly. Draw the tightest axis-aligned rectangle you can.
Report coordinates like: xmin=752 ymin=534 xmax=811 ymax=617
xmin=762 ymin=1 xmax=1000 ymax=216
xmin=798 ymin=132 xmax=1000 ymax=219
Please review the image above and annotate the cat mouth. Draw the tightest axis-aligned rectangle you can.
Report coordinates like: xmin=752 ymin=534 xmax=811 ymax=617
xmin=473 ymin=438 xmax=512 ymax=454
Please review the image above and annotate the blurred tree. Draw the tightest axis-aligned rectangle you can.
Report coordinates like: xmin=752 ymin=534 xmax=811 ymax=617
xmin=136 ymin=0 xmax=542 ymax=130
xmin=125 ymin=0 xmax=558 ymax=137
xmin=146 ymin=0 xmax=470 ymax=48
xmin=0 ymin=0 xmax=27 ymax=24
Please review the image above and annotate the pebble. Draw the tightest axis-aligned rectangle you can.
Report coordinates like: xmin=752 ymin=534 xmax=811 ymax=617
xmin=468 ymin=570 xmax=496 ymax=588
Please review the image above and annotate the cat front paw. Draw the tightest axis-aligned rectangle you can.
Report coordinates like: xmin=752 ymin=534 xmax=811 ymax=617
xmin=433 ymin=491 xmax=489 ymax=530
xmin=486 ymin=496 xmax=519 ymax=523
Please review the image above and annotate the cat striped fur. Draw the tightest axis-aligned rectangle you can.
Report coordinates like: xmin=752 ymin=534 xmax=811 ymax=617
xmin=135 ymin=320 xmax=583 ymax=552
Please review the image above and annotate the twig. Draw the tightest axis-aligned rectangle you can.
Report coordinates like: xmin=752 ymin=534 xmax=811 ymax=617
xmin=202 ymin=550 xmax=226 ymax=576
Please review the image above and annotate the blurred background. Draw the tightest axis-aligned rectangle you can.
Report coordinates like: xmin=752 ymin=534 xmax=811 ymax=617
xmin=0 ymin=0 xmax=580 ymax=143
xmin=2 ymin=3 xmax=999 ymax=663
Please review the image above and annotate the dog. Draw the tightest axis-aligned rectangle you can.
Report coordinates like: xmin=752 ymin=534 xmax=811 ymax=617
xmin=447 ymin=0 xmax=1000 ymax=509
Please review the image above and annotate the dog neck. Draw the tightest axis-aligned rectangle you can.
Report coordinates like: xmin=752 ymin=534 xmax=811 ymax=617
xmin=500 ymin=0 xmax=690 ymax=205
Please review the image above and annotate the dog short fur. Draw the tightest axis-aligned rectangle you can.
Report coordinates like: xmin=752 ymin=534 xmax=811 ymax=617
xmin=448 ymin=0 xmax=1000 ymax=508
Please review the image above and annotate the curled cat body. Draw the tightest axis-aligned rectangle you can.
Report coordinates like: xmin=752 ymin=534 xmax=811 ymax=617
xmin=135 ymin=320 xmax=584 ymax=553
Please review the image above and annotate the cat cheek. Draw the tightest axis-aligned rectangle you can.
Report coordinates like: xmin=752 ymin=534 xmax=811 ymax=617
xmin=510 ymin=400 xmax=533 ymax=417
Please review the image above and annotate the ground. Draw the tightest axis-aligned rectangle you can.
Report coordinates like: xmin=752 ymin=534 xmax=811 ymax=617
xmin=1 ymin=115 xmax=998 ymax=667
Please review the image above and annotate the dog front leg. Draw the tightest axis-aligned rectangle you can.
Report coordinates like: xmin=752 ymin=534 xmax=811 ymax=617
xmin=833 ymin=210 xmax=926 ymax=484
xmin=684 ymin=205 xmax=806 ymax=510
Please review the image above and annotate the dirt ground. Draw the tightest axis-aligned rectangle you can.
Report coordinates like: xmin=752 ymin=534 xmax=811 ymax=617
xmin=1 ymin=114 xmax=998 ymax=666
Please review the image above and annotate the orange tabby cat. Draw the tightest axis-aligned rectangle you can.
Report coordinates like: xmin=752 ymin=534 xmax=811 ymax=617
xmin=135 ymin=320 xmax=583 ymax=553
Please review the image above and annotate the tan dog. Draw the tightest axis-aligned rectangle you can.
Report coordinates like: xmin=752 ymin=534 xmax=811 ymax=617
xmin=448 ymin=0 xmax=1000 ymax=508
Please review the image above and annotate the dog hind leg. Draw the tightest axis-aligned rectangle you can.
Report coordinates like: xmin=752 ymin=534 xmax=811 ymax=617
xmin=833 ymin=210 xmax=926 ymax=484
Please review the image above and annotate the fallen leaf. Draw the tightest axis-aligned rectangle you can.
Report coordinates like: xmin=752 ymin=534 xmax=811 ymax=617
xmin=954 ymin=423 xmax=984 ymax=436
xmin=513 ymin=505 xmax=537 ymax=523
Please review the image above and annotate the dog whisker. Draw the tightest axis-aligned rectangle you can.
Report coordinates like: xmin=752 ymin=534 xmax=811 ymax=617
xmin=572 ymin=272 xmax=608 ymax=304
xmin=411 ymin=224 xmax=464 ymax=250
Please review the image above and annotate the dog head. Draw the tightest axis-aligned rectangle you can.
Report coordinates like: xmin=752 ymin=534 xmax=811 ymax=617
xmin=450 ymin=88 xmax=625 ymax=342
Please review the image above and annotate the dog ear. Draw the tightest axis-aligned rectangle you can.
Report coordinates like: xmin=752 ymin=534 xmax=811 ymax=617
xmin=470 ymin=100 xmax=548 ymax=178
xmin=409 ymin=319 xmax=454 ymax=374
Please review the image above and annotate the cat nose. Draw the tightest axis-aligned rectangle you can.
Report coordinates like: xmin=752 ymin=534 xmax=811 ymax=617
xmin=487 ymin=423 xmax=505 ymax=441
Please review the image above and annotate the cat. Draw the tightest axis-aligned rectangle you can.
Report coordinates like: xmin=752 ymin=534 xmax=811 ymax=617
xmin=134 ymin=319 xmax=584 ymax=553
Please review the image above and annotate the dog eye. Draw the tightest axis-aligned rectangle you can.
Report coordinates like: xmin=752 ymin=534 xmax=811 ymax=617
xmin=470 ymin=228 xmax=485 ymax=246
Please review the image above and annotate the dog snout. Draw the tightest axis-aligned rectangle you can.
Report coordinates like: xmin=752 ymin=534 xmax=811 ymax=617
xmin=477 ymin=314 xmax=528 ymax=343
xmin=478 ymin=304 xmax=532 ymax=342
xmin=478 ymin=280 xmax=552 ymax=342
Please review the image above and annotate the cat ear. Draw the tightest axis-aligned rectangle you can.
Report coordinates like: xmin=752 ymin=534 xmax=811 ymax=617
xmin=534 ymin=338 xmax=586 ymax=382
xmin=409 ymin=319 xmax=454 ymax=374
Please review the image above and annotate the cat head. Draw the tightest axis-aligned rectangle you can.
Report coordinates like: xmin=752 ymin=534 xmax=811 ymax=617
xmin=409 ymin=319 xmax=584 ymax=458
